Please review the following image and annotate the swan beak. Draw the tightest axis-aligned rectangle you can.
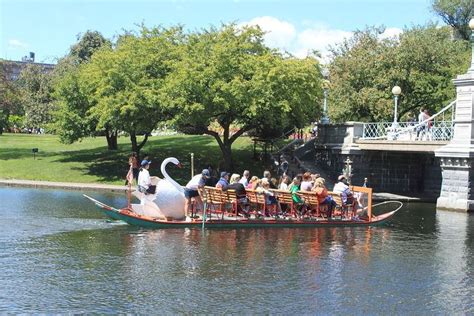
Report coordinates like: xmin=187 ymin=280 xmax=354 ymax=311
xmin=177 ymin=163 xmax=183 ymax=168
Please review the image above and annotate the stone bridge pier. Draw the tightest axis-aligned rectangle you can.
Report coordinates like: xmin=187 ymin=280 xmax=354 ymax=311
xmin=435 ymin=19 xmax=474 ymax=212
xmin=435 ymin=71 xmax=474 ymax=212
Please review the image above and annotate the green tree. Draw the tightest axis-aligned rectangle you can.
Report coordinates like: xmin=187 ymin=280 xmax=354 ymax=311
xmin=328 ymin=25 xmax=469 ymax=122
xmin=432 ymin=0 xmax=473 ymax=40
xmin=53 ymin=30 xmax=115 ymax=148
xmin=75 ymin=26 xmax=184 ymax=154
xmin=69 ymin=30 xmax=112 ymax=64
xmin=17 ymin=64 xmax=55 ymax=130
xmin=166 ymin=24 xmax=321 ymax=170
xmin=0 ymin=61 xmax=22 ymax=134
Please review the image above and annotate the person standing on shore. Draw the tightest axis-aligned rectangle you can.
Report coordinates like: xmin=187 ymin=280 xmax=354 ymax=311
xmin=127 ymin=152 xmax=139 ymax=183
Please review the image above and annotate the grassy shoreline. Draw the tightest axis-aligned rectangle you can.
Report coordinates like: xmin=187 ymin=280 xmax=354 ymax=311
xmin=0 ymin=133 xmax=268 ymax=185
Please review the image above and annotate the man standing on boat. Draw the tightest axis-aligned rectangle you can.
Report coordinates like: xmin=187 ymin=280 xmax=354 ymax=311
xmin=184 ymin=169 xmax=210 ymax=221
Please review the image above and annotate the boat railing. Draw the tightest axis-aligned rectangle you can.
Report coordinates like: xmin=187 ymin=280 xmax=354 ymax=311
xmin=350 ymin=185 xmax=373 ymax=221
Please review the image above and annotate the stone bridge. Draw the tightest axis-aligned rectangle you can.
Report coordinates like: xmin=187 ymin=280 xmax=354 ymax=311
xmin=302 ymin=122 xmax=446 ymax=203
xmin=299 ymin=23 xmax=474 ymax=211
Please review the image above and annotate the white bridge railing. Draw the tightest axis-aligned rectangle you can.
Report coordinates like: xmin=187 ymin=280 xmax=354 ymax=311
xmin=361 ymin=100 xmax=456 ymax=141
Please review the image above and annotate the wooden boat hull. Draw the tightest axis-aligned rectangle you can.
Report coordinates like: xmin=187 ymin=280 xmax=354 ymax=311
xmin=85 ymin=195 xmax=400 ymax=229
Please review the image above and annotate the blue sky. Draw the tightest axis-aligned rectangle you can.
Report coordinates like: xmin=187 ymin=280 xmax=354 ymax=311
xmin=1 ymin=0 xmax=440 ymax=63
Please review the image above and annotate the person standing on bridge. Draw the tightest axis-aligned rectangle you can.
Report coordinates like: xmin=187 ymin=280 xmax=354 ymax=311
xmin=424 ymin=109 xmax=433 ymax=140
xmin=416 ymin=108 xmax=428 ymax=140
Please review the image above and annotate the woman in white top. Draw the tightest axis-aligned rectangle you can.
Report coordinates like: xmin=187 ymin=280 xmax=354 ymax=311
xmin=300 ymin=172 xmax=313 ymax=191
xmin=279 ymin=175 xmax=291 ymax=190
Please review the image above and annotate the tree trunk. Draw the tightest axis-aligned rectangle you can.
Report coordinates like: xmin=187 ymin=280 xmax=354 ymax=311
xmin=221 ymin=141 xmax=233 ymax=171
xmin=105 ymin=127 xmax=118 ymax=150
xmin=205 ymin=124 xmax=251 ymax=172
xmin=129 ymin=130 xmax=150 ymax=159
xmin=130 ymin=131 xmax=139 ymax=156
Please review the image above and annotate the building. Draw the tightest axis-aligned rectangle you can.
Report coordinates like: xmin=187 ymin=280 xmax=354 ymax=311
xmin=1 ymin=52 xmax=55 ymax=81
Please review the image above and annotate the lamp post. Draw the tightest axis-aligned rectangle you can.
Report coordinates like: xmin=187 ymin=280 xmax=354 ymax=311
xmin=320 ymin=68 xmax=330 ymax=124
xmin=321 ymin=79 xmax=330 ymax=124
xmin=469 ymin=18 xmax=474 ymax=73
xmin=391 ymin=85 xmax=401 ymax=129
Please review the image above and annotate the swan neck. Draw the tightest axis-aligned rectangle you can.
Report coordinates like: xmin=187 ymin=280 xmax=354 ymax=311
xmin=161 ymin=158 xmax=183 ymax=192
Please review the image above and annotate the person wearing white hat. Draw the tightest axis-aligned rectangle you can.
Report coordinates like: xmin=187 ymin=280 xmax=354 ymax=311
xmin=333 ymin=175 xmax=353 ymax=205
xmin=138 ymin=160 xmax=152 ymax=205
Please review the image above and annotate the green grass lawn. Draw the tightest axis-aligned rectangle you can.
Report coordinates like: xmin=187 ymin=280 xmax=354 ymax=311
xmin=0 ymin=133 xmax=273 ymax=185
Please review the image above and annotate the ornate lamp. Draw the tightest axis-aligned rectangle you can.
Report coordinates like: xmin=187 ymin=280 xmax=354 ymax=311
xmin=391 ymin=85 xmax=402 ymax=129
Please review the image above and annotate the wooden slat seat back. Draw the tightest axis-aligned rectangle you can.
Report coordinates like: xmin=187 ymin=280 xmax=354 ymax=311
xmin=271 ymin=189 xmax=296 ymax=217
xmin=329 ymin=191 xmax=354 ymax=219
xmin=225 ymin=189 xmax=239 ymax=216
xmin=245 ymin=189 xmax=264 ymax=214
xmin=296 ymin=191 xmax=325 ymax=217
xmin=245 ymin=189 xmax=276 ymax=215
xmin=203 ymin=186 xmax=228 ymax=218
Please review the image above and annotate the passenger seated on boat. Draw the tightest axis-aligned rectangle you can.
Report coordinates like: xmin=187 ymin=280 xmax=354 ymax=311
xmin=239 ymin=170 xmax=250 ymax=187
xmin=290 ymin=176 xmax=305 ymax=215
xmin=216 ymin=171 xmax=230 ymax=190
xmin=300 ymin=172 xmax=313 ymax=191
xmin=137 ymin=160 xmax=154 ymax=205
xmin=247 ymin=176 xmax=260 ymax=190
xmin=312 ymin=177 xmax=336 ymax=218
xmin=278 ymin=175 xmax=291 ymax=191
xmin=228 ymin=173 xmax=250 ymax=216
xmin=184 ymin=169 xmax=210 ymax=220
xmin=256 ymin=178 xmax=279 ymax=216
xmin=333 ymin=175 xmax=354 ymax=206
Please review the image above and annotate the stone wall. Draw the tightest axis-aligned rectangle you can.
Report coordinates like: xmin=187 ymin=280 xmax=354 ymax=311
xmin=314 ymin=147 xmax=440 ymax=197
xmin=311 ymin=123 xmax=441 ymax=199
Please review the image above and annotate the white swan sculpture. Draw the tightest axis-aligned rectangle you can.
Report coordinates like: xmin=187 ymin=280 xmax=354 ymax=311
xmin=152 ymin=157 xmax=186 ymax=219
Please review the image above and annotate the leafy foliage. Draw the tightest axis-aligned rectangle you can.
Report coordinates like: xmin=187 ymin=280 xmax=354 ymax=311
xmin=0 ymin=62 xmax=23 ymax=134
xmin=432 ymin=0 xmax=473 ymax=40
xmin=69 ymin=30 xmax=112 ymax=64
xmin=55 ymin=26 xmax=185 ymax=154
xmin=54 ymin=30 xmax=114 ymax=147
xmin=165 ymin=24 xmax=322 ymax=170
xmin=328 ymin=25 xmax=470 ymax=122
xmin=17 ymin=64 xmax=56 ymax=129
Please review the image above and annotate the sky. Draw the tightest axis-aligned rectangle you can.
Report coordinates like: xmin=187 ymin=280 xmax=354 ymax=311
xmin=0 ymin=0 xmax=441 ymax=64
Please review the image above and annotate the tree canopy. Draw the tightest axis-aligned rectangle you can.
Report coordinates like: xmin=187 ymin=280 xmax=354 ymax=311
xmin=0 ymin=62 xmax=22 ymax=134
xmin=432 ymin=0 xmax=473 ymax=40
xmin=328 ymin=25 xmax=470 ymax=122
xmin=55 ymin=26 xmax=185 ymax=153
xmin=54 ymin=30 xmax=116 ymax=149
xmin=164 ymin=24 xmax=322 ymax=170
xmin=17 ymin=64 xmax=55 ymax=130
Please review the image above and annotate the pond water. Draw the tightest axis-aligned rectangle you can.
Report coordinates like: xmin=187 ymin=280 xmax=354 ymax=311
xmin=0 ymin=187 xmax=473 ymax=314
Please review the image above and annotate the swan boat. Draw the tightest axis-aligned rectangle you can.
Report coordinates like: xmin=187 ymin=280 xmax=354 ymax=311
xmin=84 ymin=182 xmax=402 ymax=229
xmin=131 ymin=157 xmax=186 ymax=219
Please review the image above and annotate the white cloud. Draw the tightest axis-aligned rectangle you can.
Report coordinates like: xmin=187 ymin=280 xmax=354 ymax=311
xmin=295 ymin=27 xmax=352 ymax=60
xmin=379 ymin=27 xmax=403 ymax=40
xmin=240 ymin=16 xmax=403 ymax=63
xmin=8 ymin=39 xmax=28 ymax=49
xmin=240 ymin=16 xmax=296 ymax=51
